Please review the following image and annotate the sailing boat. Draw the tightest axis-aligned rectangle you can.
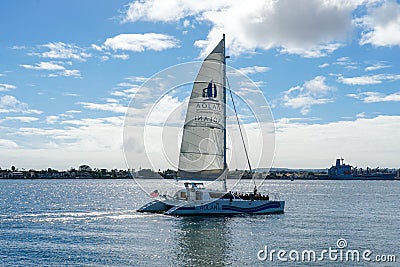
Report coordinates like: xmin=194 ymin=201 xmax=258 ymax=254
xmin=137 ymin=35 xmax=285 ymax=215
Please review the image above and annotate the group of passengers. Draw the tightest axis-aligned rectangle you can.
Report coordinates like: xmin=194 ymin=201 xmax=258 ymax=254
xmin=234 ymin=192 xmax=269 ymax=200
xmin=225 ymin=192 xmax=269 ymax=201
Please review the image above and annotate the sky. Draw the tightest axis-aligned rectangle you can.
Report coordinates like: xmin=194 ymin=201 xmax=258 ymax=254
xmin=1 ymin=0 xmax=400 ymax=170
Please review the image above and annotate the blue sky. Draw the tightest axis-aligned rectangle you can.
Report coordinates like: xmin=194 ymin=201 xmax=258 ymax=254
xmin=1 ymin=0 xmax=400 ymax=170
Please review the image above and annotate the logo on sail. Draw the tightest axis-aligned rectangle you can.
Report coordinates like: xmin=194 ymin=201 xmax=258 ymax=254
xmin=202 ymin=81 xmax=217 ymax=99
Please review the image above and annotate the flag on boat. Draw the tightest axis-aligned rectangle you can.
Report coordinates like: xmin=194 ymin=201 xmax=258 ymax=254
xmin=150 ymin=189 xmax=159 ymax=198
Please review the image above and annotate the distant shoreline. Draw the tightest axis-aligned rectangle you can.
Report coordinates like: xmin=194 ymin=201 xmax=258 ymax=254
xmin=1 ymin=164 xmax=398 ymax=181
xmin=1 ymin=177 xmax=399 ymax=181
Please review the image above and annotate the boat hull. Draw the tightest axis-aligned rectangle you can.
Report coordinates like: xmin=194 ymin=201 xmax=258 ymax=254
xmin=138 ymin=199 xmax=285 ymax=216
xmin=137 ymin=199 xmax=173 ymax=213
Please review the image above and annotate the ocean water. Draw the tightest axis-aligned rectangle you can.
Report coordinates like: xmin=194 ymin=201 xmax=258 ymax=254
xmin=0 ymin=179 xmax=399 ymax=266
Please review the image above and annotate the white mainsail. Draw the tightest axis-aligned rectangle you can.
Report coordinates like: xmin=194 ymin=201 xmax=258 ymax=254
xmin=178 ymin=36 xmax=227 ymax=180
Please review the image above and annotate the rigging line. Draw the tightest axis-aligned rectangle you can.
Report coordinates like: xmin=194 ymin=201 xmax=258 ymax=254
xmin=226 ymin=77 xmax=253 ymax=175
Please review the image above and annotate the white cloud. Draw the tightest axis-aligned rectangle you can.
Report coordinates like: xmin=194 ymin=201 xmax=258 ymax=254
xmin=3 ymin=116 xmax=39 ymax=123
xmin=333 ymin=56 xmax=359 ymax=69
xmin=278 ymin=43 xmax=344 ymax=58
xmin=65 ymin=110 xmax=82 ymax=114
xmin=356 ymin=112 xmax=366 ymax=118
xmin=232 ymin=66 xmax=271 ymax=76
xmin=359 ymin=1 xmax=400 ymax=47
xmin=37 ymin=42 xmax=91 ymax=61
xmin=0 ymin=116 xmax=126 ymax=169
xmin=46 ymin=115 xmax=59 ymax=124
xmin=183 ymin=19 xmax=191 ymax=28
xmin=61 ymin=69 xmax=81 ymax=77
xmin=91 ymin=44 xmax=103 ymax=51
xmin=123 ymin=0 xmax=364 ymax=57
xmin=338 ymin=73 xmax=400 ymax=85
xmin=102 ymin=33 xmax=179 ymax=52
xmin=274 ymin=115 xmax=400 ymax=168
xmin=337 ymin=56 xmax=350 ymax=62
xmin=146 ymin=95 xmax=186 ymax=125
xmin=109 ymin=76 xmax=149 ymax=99
xmin=122 ymin=0 xmax=230 ymax=23
xmin=276 ymin=117 xmax=321 ymax=124
xmin=347 ymin=91 xmax=400 ymax=103
xmin=112 ymin=54 xmax=129 ymax=60
xmin=20 ymin=61 xmax=65 ymax=70
xmin=78 ymin=101 xmax=127 ymax=113
xmin=364 ymin=62 xmax=391 ymax=71
xmin=282 ymin=76 xmax=335 ymax=114
xmin=126 ymin=76 xmax=148 ymax=82
xmin=10 ymin=45 xmax=27 ymax=50
xmin=62 ymin=93 xmax=80 ymax=97
xmin=123 ymin=0 xmax=361 ymax=57
xmin=0 ymin=139 xmax=19 ymax=148
xmin=20 ymin=61 xmax=81 ymax=77
xmin=111 ymin=87 xmax=140 ymax=99
xmin=0 ymin=83 xmax=16 ymax=92
xmin=94 ymin=114 xmax=400 ymax=169
xmin=319 ymin=63 xmax=329 ymax=68
xmin=0 ymin=95 xmax=42 ymax=114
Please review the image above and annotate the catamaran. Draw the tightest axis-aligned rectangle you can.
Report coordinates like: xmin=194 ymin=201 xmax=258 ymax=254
xmin=137 ymin=35 xmax=285 ymax=215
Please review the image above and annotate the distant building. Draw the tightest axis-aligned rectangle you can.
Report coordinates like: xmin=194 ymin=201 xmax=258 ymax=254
xmin=10 ymin=171 xmax=24 ymax=179
xmin=78 ymin=165 xmax=92 ymax=172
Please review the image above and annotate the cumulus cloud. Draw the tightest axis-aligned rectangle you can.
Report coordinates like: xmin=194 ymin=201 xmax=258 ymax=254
xmin=3 ymin=113 xmax=400 ymax=169
xmin=112 ymin=54 xmax=129 ymax=60
xmin=78 ymin=101 xmax=127 ymax=113
xmin=20 ymin=62 xmax=81 ymax=77
xmin=0 ymin=83 xmax=16 ymax=92
xmin=20 ymin=61 xmax=81 ymax=77
xmin=274 ymin=115 xmax=400 ymax=168
xmin=332 ymin=56 xmax=359 ymax=70
xmin=20 ymin=61 xmax=65 ymax=71
xmin=0 ymin=116 xmax=126 ymax=169
xmin=0 ymin=95 xmax=42 ymax=114
xmin=45 ymin=115 xmax=59 ymax=124
xmin=19 ymin=43 xmax=86 ymax=77
xmin=60 ymin=69 xmax=81 ymax=77
xmin=123 ymin=0 xmax=358 ymax=57
xmin=3 ymin=116 xmax=39 ymax=123
xmin=122 ymin=0 xmax=230 ymax=23
xmin=347 ymin=91 xmax=400 ymax=103
xmin=65 ymin=110 xmax=82 ymax=114
xmin=278 ymin=43 xmax=345 ymax=58
xmin=0 ymin=139 xmax=19 ymax=148
xmin=34 ymin=42 xmax=91 ymax=61
xmin=282 ymin=76 xmax=335 ymax=115
xmin=359 ymin=1 xmax=400 ymax=47
xmin=364 ymin=62 xmax=391 ymax=71
xmin=230 ymin=66 xmax=271 ymax=76
xmin=338 ymin=73 xmax=400 ymax=85
xmin=146 ymin=95 xmax=186 ymax=125
xmin=102 ymin=33 xmax=179 ymax=52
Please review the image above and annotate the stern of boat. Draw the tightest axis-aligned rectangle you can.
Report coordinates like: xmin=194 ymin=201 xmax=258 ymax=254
xmin=137 ymin=199 xmax=172 ymax=213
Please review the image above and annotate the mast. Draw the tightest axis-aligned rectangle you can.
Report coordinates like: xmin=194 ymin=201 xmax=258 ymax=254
xmin=222 ymin=34 xmax=227 ymax=192
xmin=222 ymin=34 xmax=227 ymax=171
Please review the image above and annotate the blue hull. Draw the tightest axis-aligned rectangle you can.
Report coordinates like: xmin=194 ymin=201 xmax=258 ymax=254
xmin=138 ymin=199 xmax=285 ymax=216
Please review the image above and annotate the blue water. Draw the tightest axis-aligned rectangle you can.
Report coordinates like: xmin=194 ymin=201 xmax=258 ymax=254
xmin=0 ymin=179 xmax=399 ymax=266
